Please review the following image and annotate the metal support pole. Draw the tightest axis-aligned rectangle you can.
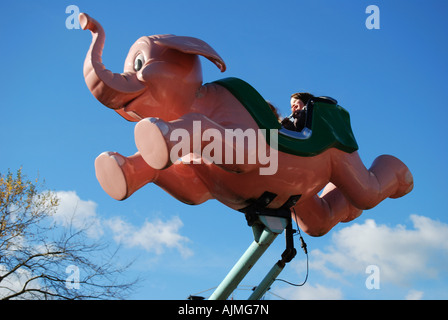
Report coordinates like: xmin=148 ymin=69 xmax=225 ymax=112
xmin=209 ymin=224 xmax=278 ymax=300
xmin=248 ymin=218 xmax=296 ymax=300
xmin=248 ymin=260 xmax=285 ymax=300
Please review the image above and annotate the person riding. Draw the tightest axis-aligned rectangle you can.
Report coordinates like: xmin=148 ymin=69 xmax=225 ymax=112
xmin=281 ymin=92 xmax=315 ymax=132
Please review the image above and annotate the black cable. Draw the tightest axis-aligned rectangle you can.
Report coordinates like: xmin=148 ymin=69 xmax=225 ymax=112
xmin=275 ymin=208 xmax=309 ymax=287
xmin=275 ymin=250 xmax=308 ymax=287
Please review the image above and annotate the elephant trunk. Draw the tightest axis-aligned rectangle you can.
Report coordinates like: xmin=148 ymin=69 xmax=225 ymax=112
xmin=79 ymin=13 xmax=145 ymax=110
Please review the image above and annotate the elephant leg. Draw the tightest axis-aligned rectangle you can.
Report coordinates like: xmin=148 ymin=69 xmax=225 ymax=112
xmin=134 ymin=113 xmax=262 ymax=173
xmin=134 ymin=117 xmax=171 ymax=170
xmin=95 ymin=151 xmax=157 ymax=201
xmin=292 ymin=183 xmax=363 ymax=237
xmin=330 ymin=150 xmax=414 ymax=210
xmin=153 ymin=161 xmax=212 ymax=205
xmin=95 ymin=151 xmax=212 ymax=204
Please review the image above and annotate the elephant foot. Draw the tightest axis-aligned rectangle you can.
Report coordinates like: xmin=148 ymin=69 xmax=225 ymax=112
xmin=341 ymin=207 xmax=363 ymax=223
xmin=390 ymin=157 xmax=414 ymax=198
xmin=371 ymin=155 xmax=414 ymax=199
xmin=135 ymin=118 xmax=171 ymax=170
xmin=391 ymin=170 xmax=414 ymax=198
xmin=95 ymin=151 xmax=156 ymax=200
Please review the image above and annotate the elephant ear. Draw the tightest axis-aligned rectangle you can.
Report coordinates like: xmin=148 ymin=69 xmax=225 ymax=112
xmin=154 ymin=36 xmax=226 ymax=72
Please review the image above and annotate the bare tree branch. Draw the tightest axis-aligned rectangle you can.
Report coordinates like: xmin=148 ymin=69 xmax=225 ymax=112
xmin=0 ymin=168 xmax=138 ymax=300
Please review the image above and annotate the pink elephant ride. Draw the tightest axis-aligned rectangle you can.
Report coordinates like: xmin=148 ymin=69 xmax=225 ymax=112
xmin=80 ymin=13 xmax=413 ymax=237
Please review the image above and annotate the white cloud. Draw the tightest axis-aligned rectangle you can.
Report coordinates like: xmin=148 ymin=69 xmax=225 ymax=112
xmin=0 ymin=264 xmax=43 ymax=299
xmin=53 ymin=191 xmax=192 ymax=258
xmin=275 ymin=214 xmax=447 ymax=299
xmin=1 ymin=190 xmax=193 ymax=298
xmin=53 ymin=191 xmax=103 ymax=238
xmin=276 ymin=283 xmax=343 ymax=300
xmin=306 ymin=214 xmax=448 ymax=286
xmin=106 ymin=216 xmax=193 ymax=258
xmin=405 ymin=289 xmax=424 ymax=300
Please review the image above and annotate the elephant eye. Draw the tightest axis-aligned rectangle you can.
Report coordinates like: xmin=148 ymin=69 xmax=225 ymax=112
xmin=134 ymin=53 xmax=145 ymax=71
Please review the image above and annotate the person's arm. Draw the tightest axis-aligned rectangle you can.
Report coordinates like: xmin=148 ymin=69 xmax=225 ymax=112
xmin=281 ymin=116 xmax=295 ymax=130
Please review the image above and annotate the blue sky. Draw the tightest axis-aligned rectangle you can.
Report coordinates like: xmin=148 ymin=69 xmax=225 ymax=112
xmin=1 ymin=0 xmax=447 ymax=300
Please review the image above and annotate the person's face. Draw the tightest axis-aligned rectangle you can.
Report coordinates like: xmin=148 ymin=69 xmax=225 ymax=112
xmin=290 ymin=97 xmax=305 ymax=113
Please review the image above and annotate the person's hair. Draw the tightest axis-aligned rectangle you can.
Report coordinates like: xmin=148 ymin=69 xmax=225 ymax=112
xmin=291 ymin=92 xmax=315 ymax=105
xmin=266 ymin=100 xmax=281 ymax=121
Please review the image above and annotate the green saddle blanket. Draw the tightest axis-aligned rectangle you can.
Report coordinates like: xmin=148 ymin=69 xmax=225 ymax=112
xmin=212 ymin=77 xmax=359 ymax=157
